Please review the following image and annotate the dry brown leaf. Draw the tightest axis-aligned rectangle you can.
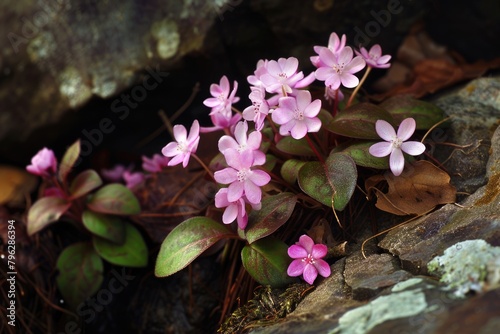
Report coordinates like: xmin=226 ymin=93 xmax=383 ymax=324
xmin=0 ymin=165 xmax=37 ymax=206
xmin=365 ymin=161 xmax=456 ymax=215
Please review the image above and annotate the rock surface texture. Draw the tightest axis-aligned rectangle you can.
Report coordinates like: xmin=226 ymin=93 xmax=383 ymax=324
xmin=250 ymin=78 xmax=500 ymax=334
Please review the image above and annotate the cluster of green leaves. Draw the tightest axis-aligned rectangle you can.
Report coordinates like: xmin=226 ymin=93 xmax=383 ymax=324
xmin=155 ymin=95 xmax=444 ymax=287
xmin=27 ymin=140 xmax=147 ymax=308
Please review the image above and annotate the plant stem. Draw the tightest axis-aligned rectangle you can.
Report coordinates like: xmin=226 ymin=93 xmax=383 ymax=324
xmin=347 ymin=66 xmax=372 ymax=107
xmin=333 ymin=89 xmax=339 ymax=116
xmin=305 ymin=134 xmax=325 ymax=164
xmin=191 ymin=153 xmax=214 ymax=180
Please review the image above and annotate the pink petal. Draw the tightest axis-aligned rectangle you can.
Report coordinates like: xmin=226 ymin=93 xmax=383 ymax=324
xmin=337 ymin=47 xmax=354 ymax=66
xmin=244 ymin=180 xmax=262 ymax=204
xmin=214 ymin=188 xmax=230 ymax=208
xmin=302 ymin=263 xmax=319 ymax=285
xmin=214 ymin=168 xmax=238 ymax=184
xmin=314 ymin=259 xmax=331 ymax=278
xmin=233 ymin=121 xmax=248 ymax=146
xmin=172 ymin=124 xmax=187 ymax=142
xmin=187 ymin=120 xmax=200 ymax=142
xmin=390 ymin=148 xmax=405 ymax=176
xmin=203 ymin=97 xmax=222 ymax=108
xmin=287 ymin=259 xmax=306 ymax=277
xmin=311 ymin=244 xmax=327 ymax=259
xmin=167 ymin=154 xmax=185 ymax=167
xmin=161 ymin=142 xmax=180 ymax=157
xmin=295 ymin=91 xmax=312 ymax=111
xmin=378 ymin=55 xmax=392 ymax=64
xmin=325 ymin=75 xmax=341 ymax=90
xmin=318 ymin=48 xmax=336 ymax=67
xmin=247 ymin=131 xmax=262 ymax=150
xmin=279 ymin=120 xmax=295 ymax=136
xmin=340 ymin=73 xmax=359 ymax=88
xmin=209 ymin=84 xmax=223 ymax=98
xmin=298 ymin=235 xmax=314 ymax=254
xmin=295 ymin=71 xmax=316 ymax=88
xmin=304 ymin=117 xmax=322 ymax=133
xmin=272 ymin=107 xmax=294 ymax=125
xmin=248 ymin=169 xmax=271 ymax=186
xmin=345 ymin=56 xmax=366 ymax=74
xmin=282 ymin=57 xmax=299 ymax=76
xmin=266 ymin=60 xmax=281 ymax=77
xmin=218 ymin=136 xmax=237 ymax=153
xmin=370 ymin=44 xmax=382 ymax=57
xmin=227 ymin=181 xmax=244 ymax=202
xmin=375 ymin=120 xmax=396 ymax=141
xmin=401 ymin=141 xmax=426 ymax=156
xmin=288 ymin=245 xmax=308 ymax=258
xmin=224 ymin=149 xmax=243 ymax=169
xmin=290 ymin=121 xmax=308 ymax=139
xmin=369 ymin=142 xmax=393 ymax=157
xmin=315 ymin=67 xmax=334 ymax=81
xmin=222 ymin=204 xmax=238 ymax=224
xmin=219 ymin=76 xmax=230 ymax=94
xmin=303 ymin=99 xmax=321 ymax=117
xmin=397 ymin=118 xmax=416 ymax=141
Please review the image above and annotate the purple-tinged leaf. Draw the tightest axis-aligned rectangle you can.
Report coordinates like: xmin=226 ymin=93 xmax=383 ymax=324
xmin=276 ymin=137 xmax=314 ymax=156
xmin=244 ymin=193 xmax=297 ymax=244
xmin=281 ymin=159 xmax=307 ymax=184
xmin=380 ymin=95 xmax=445 ymax=130
xmin=82 ymin=210 xmax=125 ymax=244
xmin=27 ymin=196 xmax=71 ymax=235
xmin=241 ymin=237 xmax=296 ymax=287
xmin=341 ymin=141 xmax=390 ymax=169
xmin=69 ymin=170 xmax=103 ymax=199
xmin=59 ymin=140 xmax=80 ymax=182
xmin=155 ymin=217 xmax=233 ymax=277
xmin=325 ymin=103 xmax=395 ymax=139
xmin=298 ymin=153 xmax=357 ymax=211
xmin=87 ymin=184 xmax=140 ymax=215
xmin=56 ymin=242 xmax=103 ymax=309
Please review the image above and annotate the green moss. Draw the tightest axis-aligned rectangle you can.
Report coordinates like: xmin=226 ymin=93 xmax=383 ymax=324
xmin=427 ymin=239 xmax=500 ymax=297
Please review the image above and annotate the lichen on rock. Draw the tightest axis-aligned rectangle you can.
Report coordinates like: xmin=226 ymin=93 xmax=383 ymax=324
xmin=427 ymin=239 xmax=500 ymax=298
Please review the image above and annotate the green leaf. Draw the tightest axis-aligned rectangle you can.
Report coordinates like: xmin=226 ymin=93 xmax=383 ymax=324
xmin=69 ymin=170 xmax=103 ymax=199
xmin=241 ymin=237 xmax=295 ymax=287
xmin=380 ymin=95 xmax=445 ymax=130
xmin=280 ymin=159 xmax=307 ymax=184
xmin=155 ymin=217 xmax=233 ymax=277
xmin=244 ymin=193 xmax=297 ymax=244
xmin=56 ymin=242 xmax=103 ymax=309
xmin=324 ymin=103 xmax=395 ymax=139
xmin=298 ymin=153 xmax=357 ymax=211
xmin=82 ymin=210 xmax=126 ymax=244
xmin=341 ymin=141 xmax=390 ymax=169
xmin=87 ymin=184 xmax=140 ymax=215
xmin=59 ymin=140 xmax=81 ymax=182
xmin=276 ymin=136 xmax=314 ymax=156
xmin=27 ymin=196 xmax=71 ymax=235
xmin=93 ymin=223 xmax=148 ymax=267
xmin=262 ymin=154 xmax=277 ymax=172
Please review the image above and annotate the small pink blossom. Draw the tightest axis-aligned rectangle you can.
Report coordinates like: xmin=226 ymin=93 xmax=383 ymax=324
xmin=214 ymin=148 xmax=270 ymax=205
xmin=162 ymin=120 xmax=200 ymax=168
xmin=26 ymin=148 xmax=58 ymax=177
xmin=242 ymin=86 xmax=270 ymax=131
xmin=101 ymin=164 xmax=131 ymax=182
xmin=142 ymin=154 xmax=170 ymax=173
xmin=203 ymin=75 xmax=240 ymax=115
xmin=218 ymin=121 xmax=266 ymax=166
xmin=247 ymin=59 xmax=269 ymax=87
xmin=287 ymin=235 xmax=331 ymax=285
xmin=369 ymin=118 xmax=426 ymax=176
xmin=214 ymin=188 xmax=260 ymax=230
xmin=272 ymin=90 xmax=322 ymax=140
xmin=324 ymin=85 xmax=345 ymax=102
xmin=311 ymin=32 xmax=347 ymax=68
xmin=315 ymin=47 xmax=366 ymax=90
xmin=123 ymin=171 xmax=144 ymax=189
xmin=355 ymin=44 xmax=391 ymax=69
xmin=200 ymin=112 xmax=242 ymax=134
xmin=260 ymin=57 xmax=305 ymax=95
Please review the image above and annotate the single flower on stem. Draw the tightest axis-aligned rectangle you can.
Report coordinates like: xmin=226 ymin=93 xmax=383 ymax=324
xmin=101 ymin=164 xmax=132 ymax=182
xmin=203 ymin=75 xmax=240 ymax=115
xmin=214 ymin=148 xmax=270 ymax=205
xmin=215 ymin=188 xmax=261 ymax=230
xmin=310 ymin=32 xmax=347 ymax=68
xmin=287 ymin=234 xmax=331 ymax=285
xmin=26 ymin=148 xmax=58 ymax=177
xmin=162 ymin=120 xmax=200 ymax=168
xmin=260 ymin=57 xmax=305 ymax=95
xmin=272 ymin=90 xmax=322 ymax=140
xmin=369 ymin=118 xmax=426 ymax=176
xmin=218 ymin=121 xmax=266 ymax=165
xmin=142 ymin=154 xmax=170 ymax=173
xmin=242 ymin=86 xmax=270 ymax=131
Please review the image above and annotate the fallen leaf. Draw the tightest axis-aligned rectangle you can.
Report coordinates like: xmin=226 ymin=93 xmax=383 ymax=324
xmin=365 ymin=160 xmax=456 ymax=215
xmin=0 ymin=165 xmax=37 ymax=206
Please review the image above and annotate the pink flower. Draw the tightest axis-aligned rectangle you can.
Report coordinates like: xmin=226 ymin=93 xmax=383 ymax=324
xmin=214 ymin=148 xmax=270 ymax=205
xmin=123 ymin=171 xmax=144 ymax=189
xmin=242 ymin=86 xmax=270 ymax=131
xmin=101 ymin=164 xmax=131 ymax=182
xmin=315 ymin=47 xmax=366 ymax=90
xmin=369 ymin=118 xmax=426 ymax=176
xmin=355 ymin=44 xmax=391 ymax=69
xmin=26 ymin=148 xmax=58 ymax=177
xmin=311 ymin=32 xmax=347 ymax=68
xmin=324 ymin=85 xmax=345 ymax=102
xmin=215 ymin=188 xmax=260 ymax=230
xmin=142 ymin=154 xmax=170 ymax=173
xmin=287 ymin=235 xmax=331 ymax=285
xmin=200 ymin=112 xmax=242 ymax=134
xmin=162 ymin=120 xmax=200 ymax=168
xmin=247 ymin=59 xmax=269 ymax=87
xmin=218 ymin=121 xmax=266 ymax=165
xmin=203 ymin=75 xmax=240 ymax=115
xmin=260 ymin=57 xmax=305 ymax=95
xmin=272 ymin=90 xmax=322 ymax=140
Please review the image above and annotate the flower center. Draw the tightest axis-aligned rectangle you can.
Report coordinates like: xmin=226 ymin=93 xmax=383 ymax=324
xmin=237 ymin=168 xmax=250 ymax=182
xmin=302 ymin=254 xmax=315 ymax=265
xmin=332 ymin=62 xmax=345 ymax=74
xmin=391 ymin=137 xmax=403 ymax=149
xmin=177 ymin=141 xmax=188 ymax=153
xmin=293 ymin=108 xmax=304 ymax=120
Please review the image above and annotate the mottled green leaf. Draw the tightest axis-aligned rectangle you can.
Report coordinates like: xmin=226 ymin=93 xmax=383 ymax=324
xmin=93 ymin=223 xmax=148 ymax=267
xmin=69 ymin=170 xmax=103 ymax=199
xmin=155 ymin=217 xmax=233 ymax=277
xmin=56 ymin=242 xmax=103 ymax=309
xmin=27 ymin=196 xmax=71 ymax=235
xmin=244 ymin=193 xmax=297 ymax=244
xmin=380 ymin=95 xmax=445 ymax=130
xmin=341 ymin=141 xmax=390 ymax=169
xmin=276 ymin=137 xmax=314 ymax=156
xmin=59 ymin=140 xmax=81 ymax=182
xmin=281 ymin=159 xmax=307 ymax=184
xmin=87 ymin=184 xmax=140 ymax=215
xmin=82 ymin=210 xmax=126 ymax=244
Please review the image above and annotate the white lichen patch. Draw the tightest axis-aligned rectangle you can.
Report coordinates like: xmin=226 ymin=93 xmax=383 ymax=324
xmin=329 ymin=278 xmax=431 ymax=334
xmin=151 ymin=19 xmax=180 ymax=59
xmin=58 ymin=67 xmax=92 ymax=108
xmin=427 ymin=239 xmax=500 ymax=298
xmin=27 ymin=31 xmax=56 ymax=62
